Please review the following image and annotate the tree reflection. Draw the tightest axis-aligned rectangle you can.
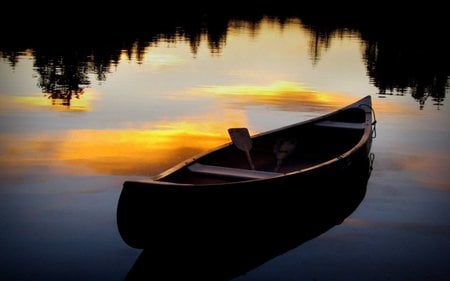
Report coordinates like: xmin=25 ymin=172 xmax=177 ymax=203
xmin=0 ymin=8 xmax=448 ymax=110
xmin=34 ymin=50 xmax=89 ymax=106
xmin=359 ymin=19 xmax=449 ymax=110
xmin=296 ymin=11 xmax=449 ymax=110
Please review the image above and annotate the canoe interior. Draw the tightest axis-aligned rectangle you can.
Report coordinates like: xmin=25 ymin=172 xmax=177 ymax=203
xmin=159 ymin=107 xmax=368 ymax=184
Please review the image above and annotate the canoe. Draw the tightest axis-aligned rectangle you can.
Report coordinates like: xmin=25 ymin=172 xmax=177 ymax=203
xmin=117 ymin=95 xmax=376 ymax=249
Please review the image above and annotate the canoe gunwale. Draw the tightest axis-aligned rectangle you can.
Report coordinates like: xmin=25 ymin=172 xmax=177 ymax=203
xmin=141 ymin=95 xmax=373 ymax=186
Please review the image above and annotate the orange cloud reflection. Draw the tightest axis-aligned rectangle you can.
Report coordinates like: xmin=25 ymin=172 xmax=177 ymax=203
xmin=58 ymin=128 xmax=229 ymax=176
xmin=0 ymin=89 xmax=97 ymax=113
xmin=0 ymin=115 xmax=247 ymax=177
xmin=189 ymin=81 xmax=410 ymax=116
xmin=192 ymin=81 xmax=355 ymax=111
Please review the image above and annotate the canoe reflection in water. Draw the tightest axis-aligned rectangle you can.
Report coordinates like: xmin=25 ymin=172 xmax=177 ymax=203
xmin=117 ymin=96 xmax=376 ymax=280
xmin=123 ymin=156 xmax=373 ymax=280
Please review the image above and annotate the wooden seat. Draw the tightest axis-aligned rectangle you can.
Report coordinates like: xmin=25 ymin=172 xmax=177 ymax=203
xmin=315 ymin=120 xmax=365 ymax=129
xmin=187 ymin=163 xmax=281 ymax=180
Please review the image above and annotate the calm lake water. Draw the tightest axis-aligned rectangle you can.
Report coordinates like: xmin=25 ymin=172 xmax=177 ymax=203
xmin=1 ymin=12 xmax=449 ymax=281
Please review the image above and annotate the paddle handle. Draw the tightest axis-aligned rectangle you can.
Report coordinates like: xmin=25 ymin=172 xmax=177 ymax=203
xmin=245 ymin=151 xmax=256 ymax=170
xmin=274 ymin=159 xmax=282 ymax=172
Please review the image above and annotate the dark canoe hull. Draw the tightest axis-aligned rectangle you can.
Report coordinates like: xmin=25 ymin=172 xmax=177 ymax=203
xmin=124 ymin=161 xmax=371 ymax=280
xmin=117 ymin=95 xmax=375 ymax=250
xmin=118 ymin=148 xmax=372 ymax=250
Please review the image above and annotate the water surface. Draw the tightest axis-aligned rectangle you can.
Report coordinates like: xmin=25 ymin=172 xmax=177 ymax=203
xmin=1 ymin=13 xmax=449 ymax=281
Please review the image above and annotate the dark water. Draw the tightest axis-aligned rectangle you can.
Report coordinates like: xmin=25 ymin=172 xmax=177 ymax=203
xmin=1 ymin=7 xmax=449 ymax=281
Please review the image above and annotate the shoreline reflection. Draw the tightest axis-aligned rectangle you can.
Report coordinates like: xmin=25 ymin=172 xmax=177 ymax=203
xmin=1 ymin=11 xmax=448 ymax=110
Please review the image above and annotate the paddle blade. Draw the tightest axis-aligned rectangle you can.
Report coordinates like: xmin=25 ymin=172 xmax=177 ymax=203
xmin=228 ymin=128 xmax=253 ymax=151
xmin=228 ymin=128 xmax=255 ymax=169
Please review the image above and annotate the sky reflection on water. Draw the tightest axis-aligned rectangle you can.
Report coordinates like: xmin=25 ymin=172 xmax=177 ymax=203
xmin=0 ymin=20 xmax=375 ymax=178
xmin=0 ymin=15 xmax=449 ymax=281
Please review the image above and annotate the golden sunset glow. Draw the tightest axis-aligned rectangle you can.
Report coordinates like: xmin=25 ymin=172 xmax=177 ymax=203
xmin=199 ymin=81 xmax=314 ymax=96
xmin=0 ymin=89 xmax=97 ymax=112
xmin=191 ymin=81 xmax=355 ymax=110
xmin=0 ymin=112 xmax=248 ymax=176
xmin=57 ymin=129 xmax=227 ymax=175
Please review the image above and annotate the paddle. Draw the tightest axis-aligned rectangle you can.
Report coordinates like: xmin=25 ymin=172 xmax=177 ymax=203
xmin=228 ymin=128 xmax=256 ymax=170
xmin=273 ymin=137 xmax=297 ymax=172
